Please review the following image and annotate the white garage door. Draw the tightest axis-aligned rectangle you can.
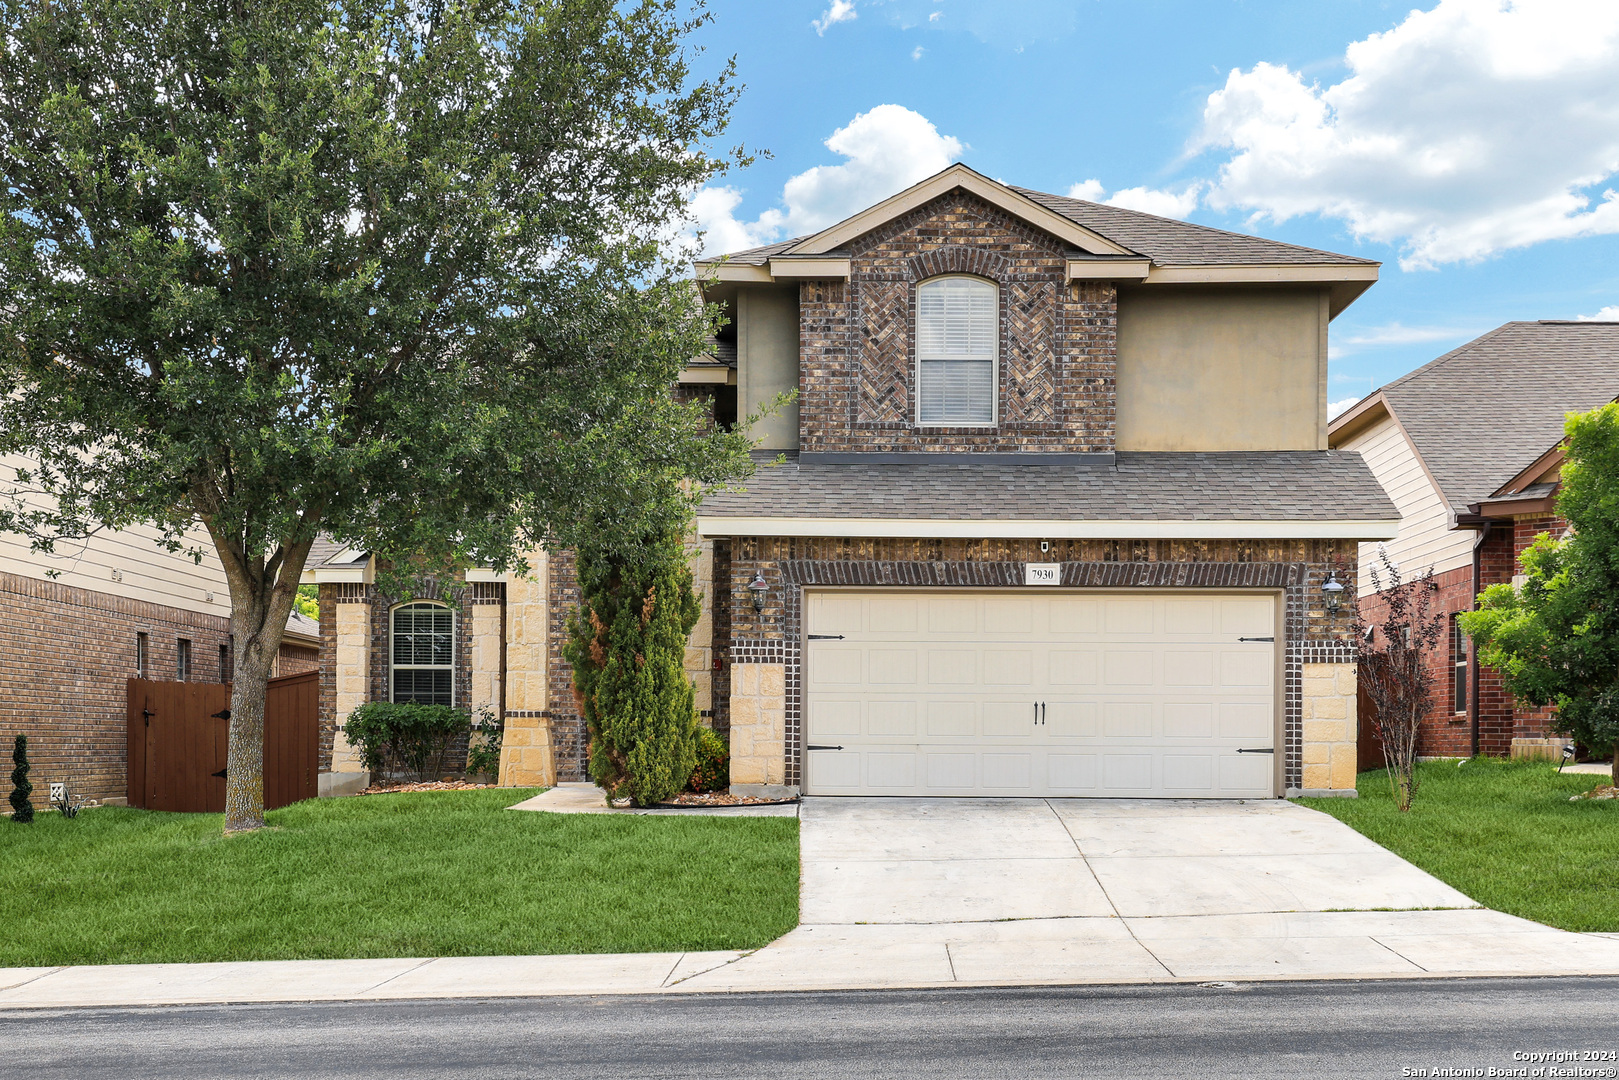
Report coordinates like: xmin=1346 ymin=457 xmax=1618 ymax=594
xmin=803 ymin=590 xmax=1277 ymax=798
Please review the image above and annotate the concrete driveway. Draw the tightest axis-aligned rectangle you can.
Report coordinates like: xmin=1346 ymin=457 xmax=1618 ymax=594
xmin=675 ymin=797 xmax=1619 ymax=990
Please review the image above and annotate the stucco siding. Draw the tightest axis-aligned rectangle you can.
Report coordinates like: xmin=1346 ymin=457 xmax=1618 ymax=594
xmin=1 ymin=453 xmax=232 ymax=617
xmin=1114 ymin=286 xmax=1325 ymax=452
xmin=738 ymin=286 xmax=800 ymax=451
xmin=1339 ymin=416 xmax=1472 ymax=594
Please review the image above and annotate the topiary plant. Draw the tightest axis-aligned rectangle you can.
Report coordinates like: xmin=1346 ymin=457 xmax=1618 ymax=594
xmin=10 ymin=734 xmax=34 ymax=823
xmin=565 ymin=535 xmax=702 ymax=807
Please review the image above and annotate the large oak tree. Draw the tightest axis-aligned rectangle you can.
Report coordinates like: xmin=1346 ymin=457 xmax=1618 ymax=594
xmin=0 ymin=0 xmax=753 ymax=830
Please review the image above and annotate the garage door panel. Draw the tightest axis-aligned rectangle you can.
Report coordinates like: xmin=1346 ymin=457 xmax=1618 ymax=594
xmin=1048 ymin=700 xmax=1099 ymax=738
xmin=1049 ymin=650 xmax=1098 ymax=684
xmin=983 ymin=700 xmax=1035 ymax=737
xmin=868 ymin=701 xmax=918 ymax=736
xmin=803 ymin=590 xmax=1276 ymax=798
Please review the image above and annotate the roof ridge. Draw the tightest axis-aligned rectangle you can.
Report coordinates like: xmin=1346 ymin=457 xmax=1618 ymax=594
xmin=1013 ymin=186 xmax=1378 ymax=265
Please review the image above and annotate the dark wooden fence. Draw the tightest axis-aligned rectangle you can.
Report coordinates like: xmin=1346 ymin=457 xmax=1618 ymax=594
xmin=126 ymin=671 xmax=318 ymax=812
xmin=1357 ymin=675 xmax=1386 ymax=770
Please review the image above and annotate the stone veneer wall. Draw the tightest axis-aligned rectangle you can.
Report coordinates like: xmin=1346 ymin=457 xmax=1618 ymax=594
xmin=797 ymin=191 xmax=1117 ymax=455
xmin=722 ymin=537 xmax=1360 ymax=795
xmin=1301 ymin=663 xmax=1359 ymax=792
xmin=499 ymin=552 xmax=554 ymax=787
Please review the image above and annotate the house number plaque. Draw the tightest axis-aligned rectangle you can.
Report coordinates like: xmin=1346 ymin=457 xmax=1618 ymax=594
xmin=1024 ymin=563 xmax=1061 ymax=586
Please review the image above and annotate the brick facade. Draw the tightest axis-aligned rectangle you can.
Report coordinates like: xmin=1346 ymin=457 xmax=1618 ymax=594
xmin=0 ymin=568 xmax=231 ymax=804
xmin=721 ymin=537 xmax=1358 ymax=794
xmin=798 ymin=192 xmax=1117 ymax=454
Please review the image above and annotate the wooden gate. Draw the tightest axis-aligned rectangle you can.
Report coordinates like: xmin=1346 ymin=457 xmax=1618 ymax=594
xmin=1357 ymin=673 xmax=1386 ymax=771
xmin=126 ymin=671 xmax=319 ymax=812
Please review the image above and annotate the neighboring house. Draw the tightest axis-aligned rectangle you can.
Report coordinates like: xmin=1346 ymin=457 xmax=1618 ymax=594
xmin=0 ymin=454 xmax=321 ymax=805
xmin=1328 ymin=321 xmax=1619 ymax=760
xmin=315 ymin=163 xmax=1399 ymax=800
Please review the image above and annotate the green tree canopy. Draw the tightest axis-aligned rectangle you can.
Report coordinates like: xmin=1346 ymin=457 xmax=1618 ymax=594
xmin=1460 ymin=402 xmax=1619 ymax=783
xmin=0 ymin=0 xmax=754 ymax=830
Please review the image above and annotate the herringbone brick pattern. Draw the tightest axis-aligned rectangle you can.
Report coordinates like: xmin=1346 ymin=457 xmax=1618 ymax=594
xmin=1004 ymin=281 xmax=1055 ymax=424
xmin=857 ymin=281 xmax=910 ymax=424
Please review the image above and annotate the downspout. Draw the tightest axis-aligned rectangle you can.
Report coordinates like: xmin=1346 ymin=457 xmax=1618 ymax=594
xmin=1470 ymin=521 xmax=1490 ymax=758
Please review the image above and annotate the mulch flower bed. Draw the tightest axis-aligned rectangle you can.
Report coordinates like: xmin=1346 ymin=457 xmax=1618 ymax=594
xmin=1571 ymin=784 xmax=1619 ymax=801
xmin=655 ymin=791 xmax=799 ymax=808
xmin=362 ymin=779 xmax=496 ymax=795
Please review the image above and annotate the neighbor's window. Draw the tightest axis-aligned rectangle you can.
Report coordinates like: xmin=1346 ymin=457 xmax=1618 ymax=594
xmin=1451 ymin=614 xmax=1468 ymax=714
xmin=176 ymin=638 xmax=191 ymax=682
xmin=917 ymin=275 xmax=997 ymax=425
xmin=136 ymin=632 xmax=148 ymax=678
xmin=392 ymin=602 xmax=454 ymax=706
xmin=220 ymin=642 xmax=232 ymax=683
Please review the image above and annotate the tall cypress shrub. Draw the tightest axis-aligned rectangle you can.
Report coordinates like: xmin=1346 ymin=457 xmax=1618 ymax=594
xmin=9 ymin=734 xmax=33 ymax=823
xmin=564 ymin=538 xmax=702 ymax=807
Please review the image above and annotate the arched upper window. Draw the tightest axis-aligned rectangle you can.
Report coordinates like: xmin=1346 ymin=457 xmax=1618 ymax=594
xmin=392 ymin=602 xmax=454 ymax=706
xmin=916 ymin=275 xmax=997 ymax=425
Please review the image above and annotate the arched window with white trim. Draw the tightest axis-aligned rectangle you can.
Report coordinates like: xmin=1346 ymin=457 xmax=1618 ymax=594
xmin=916 ymin=275 xmax=997 ymax=425
xmin=391 ymin=601 xmax=454 ymax=706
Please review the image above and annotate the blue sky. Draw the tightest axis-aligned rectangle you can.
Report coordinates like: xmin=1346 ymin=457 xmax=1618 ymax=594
xmin=686 ymin=0 xmax=1619 ymax=413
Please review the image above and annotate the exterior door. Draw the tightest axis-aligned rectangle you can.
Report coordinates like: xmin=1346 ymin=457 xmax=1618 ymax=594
xmin=802 ymin=590 xmax=1278 ymax=798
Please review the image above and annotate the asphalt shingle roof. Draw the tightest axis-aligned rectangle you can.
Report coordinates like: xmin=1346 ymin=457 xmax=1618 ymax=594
xmin=1377 ymin=322 xmax=1619 ymax=512
xmin=699 ymin=451 xmax=1395 ymax=524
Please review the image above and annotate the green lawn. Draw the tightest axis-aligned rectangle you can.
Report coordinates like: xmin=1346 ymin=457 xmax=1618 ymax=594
xmin=1298 ymin=758 xmax=1619 ymax=932
xmin=0 ymin=789 xmax=799 ymax=967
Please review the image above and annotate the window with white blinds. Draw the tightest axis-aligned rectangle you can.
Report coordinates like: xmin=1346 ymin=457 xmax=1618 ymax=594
xmin=916 ymin=276 xmax=997 ymax=425
xmin=392 ymin=602 xmax=454 ymax=706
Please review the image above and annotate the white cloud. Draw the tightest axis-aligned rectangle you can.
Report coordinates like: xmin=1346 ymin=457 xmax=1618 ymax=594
xmin=1328 ymin=321 xmax=1472 ymax=360
xmin=1194 ymin=0 xmax=1619 ymax=270
xmin=912 ymin=44 xmax=924 ymax=60
xmin=1328 ymin=397 xmax=1361 ymax=419
xmin=1578 ymin=305 xmax=1619 ymax=321
xmin=1064 ymin=178 xmax=1203 ymax=220
xmin=814 ymin=0 xmax=857 ymax=35
xmin=689 ymin=105 xmax=963 ymax=256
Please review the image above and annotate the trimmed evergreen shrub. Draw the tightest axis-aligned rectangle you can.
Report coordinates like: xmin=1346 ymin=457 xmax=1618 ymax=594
xmin=466 ymin=707 xmax=504 ymax=778
xmin=564 ymin=537 xmax=702 ymax=807
xmin=342 ymin=702 xmax=471 ymax=782
xmin=10 ymin=734 xmax=33 ymax=823
xmin=688 ymin=727 xmax=729 ymax=794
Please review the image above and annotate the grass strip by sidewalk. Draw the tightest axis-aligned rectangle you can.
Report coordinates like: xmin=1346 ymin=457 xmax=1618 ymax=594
xmin=0 ymin=788 xmax=799 ymax=967
xmin=1298 ymin=757 xmax=1619 ymax=932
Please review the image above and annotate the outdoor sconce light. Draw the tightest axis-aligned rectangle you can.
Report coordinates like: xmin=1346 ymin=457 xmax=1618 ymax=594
xmin=1321 ymin=571 xmax=1346 ymax=616
xmin=747 ymin=571 xmax=770 ymax=614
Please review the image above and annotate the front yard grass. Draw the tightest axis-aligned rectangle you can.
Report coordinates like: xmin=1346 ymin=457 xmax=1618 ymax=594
xmin=0 ymin=788 xmax=800 ymax=967
xmin=1298 ymin=757 xmax=1619 ymax=932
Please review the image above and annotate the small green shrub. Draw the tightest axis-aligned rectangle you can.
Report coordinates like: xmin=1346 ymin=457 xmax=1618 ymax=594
xmin=466 ymin=707 xmax=504 ymax=778
xmin=342 ymin=702 xmax=470 ymax=782
xmin=9 ymin=734 xmax=33 ymax=823
xmin=688 ymin=727 xmax=729 ymax=793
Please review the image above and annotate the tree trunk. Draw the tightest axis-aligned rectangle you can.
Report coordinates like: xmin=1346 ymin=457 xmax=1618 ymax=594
xmin=224 ymin=597 xmax=278 ymax=833
xmin=1611 ymin=744 xmax=1618 ymax=789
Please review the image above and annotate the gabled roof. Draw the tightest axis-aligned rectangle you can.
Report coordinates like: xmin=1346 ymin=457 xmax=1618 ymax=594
xmin=696 ymin=163 xmax=1378 ymax=315
xmin=1329 ymin=321 xmax=1619 ymax=515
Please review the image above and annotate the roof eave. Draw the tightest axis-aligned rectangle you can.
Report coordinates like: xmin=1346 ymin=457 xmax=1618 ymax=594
xmin=695 ymin=516 xmax=1400 ymax=541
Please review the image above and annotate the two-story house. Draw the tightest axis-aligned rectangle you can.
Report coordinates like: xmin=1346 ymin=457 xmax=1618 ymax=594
xmin=319 ymin=164 xmax=1397 ymax=802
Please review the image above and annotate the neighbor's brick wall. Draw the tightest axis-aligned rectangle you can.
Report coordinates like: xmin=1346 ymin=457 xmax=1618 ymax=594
xmin=797 ymin=191 xmax=1117 ymax=455
xmin=276 ymin=642 xmax=320 ymax=677
xmin=0 ymin=568 xmax=231 ymax=804
xmin=722 ymin=537 xmax=1358 ymax=793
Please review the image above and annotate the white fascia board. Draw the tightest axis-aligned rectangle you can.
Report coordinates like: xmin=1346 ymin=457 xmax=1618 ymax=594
xmin=464 ymin=568 xmax=506 ymax=583
xmin=1067 ymin=258 xmax=1151 ymax=281
xmin=693 ymin=262 xmax=774 ymax=283
xmin=1143 ymin=264 xmax=1380 ymax=286
xmin=679 ymin=365 xmax=734 ymax=385
xmin=696 ymin=517 xmax=1401 ymax=541
xmin=301 ymin=551 xmax=375 ymax=584
xmin=790 ymin=164 xmax=1134 ymax=257
xmin=768 ymin=256 xmax=851 ymax=279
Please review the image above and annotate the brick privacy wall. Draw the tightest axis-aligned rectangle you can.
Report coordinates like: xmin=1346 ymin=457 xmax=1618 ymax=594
xmin=0 ymin=569 xmax=231 ymax=804
xmin=723 ymin=537 xmax=1358 ymax=793
xmin=798 ymin=191 xmax=1117 ymax=455
xmin=277 ymin=643 xmax=319 ymax=676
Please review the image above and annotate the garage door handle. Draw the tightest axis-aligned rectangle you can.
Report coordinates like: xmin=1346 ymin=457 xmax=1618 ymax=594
xmin=808 ymin=634 xmax=844 ymax=640
xmin=1238 ymin=636 xmax=1274 ymax=643
xmin=1235 ymin=748 xmax=1274 ymax=754
xmin=806 ymin=745 xmax=844 ymax=751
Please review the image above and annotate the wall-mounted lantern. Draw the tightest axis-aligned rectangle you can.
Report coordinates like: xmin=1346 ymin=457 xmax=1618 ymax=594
xmin=747 ymin=570 xmax=770 ymax=614
xmin=1322 ymin=571 xmax=1346 ymax=616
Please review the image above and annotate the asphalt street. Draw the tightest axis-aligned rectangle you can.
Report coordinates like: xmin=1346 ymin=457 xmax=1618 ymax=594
xmin=4 ymin=976 xmax=1618 ymax=1079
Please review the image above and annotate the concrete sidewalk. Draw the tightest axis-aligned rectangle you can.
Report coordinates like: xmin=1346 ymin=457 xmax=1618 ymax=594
xmin=6 ymin=795 xmax=1619 ymax=1008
